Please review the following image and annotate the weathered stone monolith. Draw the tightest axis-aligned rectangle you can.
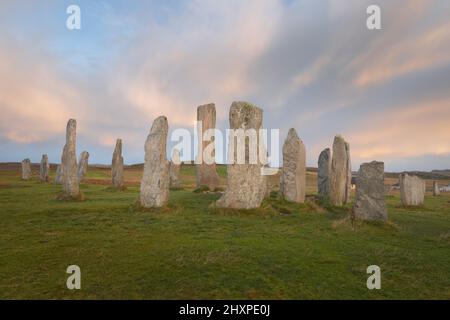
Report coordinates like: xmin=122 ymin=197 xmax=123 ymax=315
xmin=265 ymin=169 xmax=281 ymax=197
xmin=433 ymin=181 xmax=440 ymax=196
xmin=317 ymin=148 xmax=331 ymax=197
xmin=353 ymin=161 xmax=387 ymax=221
xmin=196 ymin=103 xmax=220 ymax=191
xmin=77 ymin=151 xmax=89 ymax=182
xmin=111 ymin=139 xmax=124 ymax=189
xmin=169 ymin=149 xmax=181 ymax=188
xmin=329 ymin=135 xmax=351 ymax=206
xmin=216 ymin=101 xmax=266 ymax=209
xmin=399 ymin=173 xmax=425 ymax=206
xmin=55 ymin=165 xmax=63 ymax=184
xmin=21 ymin=159 xmax=32 ymax=180
xmin=61 ymin=119 xmax=80 ymax=197
xmin=280 ymin=128 xmax=306 ymax=203
xmin=139 ymin=116 xmax=169 ymax=208
xmin=40 ymin=154 xmax=49 ymax=182
xmin=345 ymin=142 xmax=352 ymax=204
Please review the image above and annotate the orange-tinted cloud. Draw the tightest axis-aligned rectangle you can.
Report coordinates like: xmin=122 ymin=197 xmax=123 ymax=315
xmin=1 ymin=1 xmax=449 ymax=171
xmin=349 ymin=99 xmax=450 ymax=161
xmin=0 ymin=40 xmax=82 ymax=143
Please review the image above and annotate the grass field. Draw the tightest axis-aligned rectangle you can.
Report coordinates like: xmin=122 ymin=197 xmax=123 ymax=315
xmin=0 ymin=163 xmax=449 ymax=299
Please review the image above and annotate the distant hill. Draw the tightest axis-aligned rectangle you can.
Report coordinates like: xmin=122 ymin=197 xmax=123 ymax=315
xmin=2 ymin=161 xmax=449 ymax=180
xmin=431 ymin=170 xmax=450 ymax=178
xmin=385 ymin=170 xmax=450 ymax=180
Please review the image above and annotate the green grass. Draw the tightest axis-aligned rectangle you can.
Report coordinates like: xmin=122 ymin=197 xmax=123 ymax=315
xmin=0 ymin=167 xmax=449 ymax=299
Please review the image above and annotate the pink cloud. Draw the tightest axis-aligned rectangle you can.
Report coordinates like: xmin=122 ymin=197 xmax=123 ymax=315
xmin=349 ymin=99 xmax=450 ymax=161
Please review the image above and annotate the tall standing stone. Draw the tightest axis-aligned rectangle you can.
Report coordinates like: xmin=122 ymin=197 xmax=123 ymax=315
xmin=169 ymin=149 xmax=181 ymax=188
xmin=329 ymin=135 xmax=351 ymax=206
xmin=140 ymin=116 xmax=169 ymax=208
xmin=55 ymin=165 xmax=63 ymax=184
xmin=280 ymin=128 xmax=306 ymax=203
xmin=196 ymin=103 xmax=220 ymax=191
xmin=21 ymin=159 xmax=32 ymax=180
xmin=77 ymin=151 xmax=89 ymax=182
xmin=61 ymin=119 xmax=80 ymax=197
xmin=353 ymin=161 xmax=387 ymax=221
xmin=111 ymin=139 xmax=124 ymax=189
xmin=216 ymin=101 xmax=266 ymax=209
xmin=345 ymin=142 xmax=352 ymax=204
xmin=317 ymin=148 xmax=331 ymax=197
xmin=433 ymin=181 xmax=440 ymax=196
xmin=399 ymin=173 xmax=425 ymax=206
xmin=40 ymin=154 xmax=49 ymax=182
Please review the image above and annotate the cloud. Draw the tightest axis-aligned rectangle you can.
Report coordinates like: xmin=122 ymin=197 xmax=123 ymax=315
xmin=0 ymin=38 xmax=82 ymax=143
xmin=0 ymin=0 xmax=449 ymax=171
xmin=353 ymin=20 xmax=450 ymax=87
xmin=110 ymin=0 xmax=283 ymax=124
xmin=349 ymin=98 xmax=450 ymax=160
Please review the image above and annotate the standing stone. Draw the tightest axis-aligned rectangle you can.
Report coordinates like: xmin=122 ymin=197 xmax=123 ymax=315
xmin=40 ymin=154 xmax=49 ymax=182
xmin=216 ymin=101 xmax=266 ymax=209
xmin=317 ymin=148 xmax=331 ymax=197
xmin=55 ymin=148 xmax=65 ymax=185
xmin=265 ymin=169 xmax=281 ymax=197
xmin=111 ymin=139 xmax=124 ymax=189
xmin=280 ymin=128 xmax=306 ymax=203
xmin=353 ymin=161 xmax=387 ymax=221
xmin=169 ymin=149 xmax=181 ymax=188
xmin=329 ymin=135 xmax=351 ymax=206
xmin=345 ymin=142 xmax=352 ymax=204
xmin=55 ymin=165 xmax=63 ymax=184
xmin=77 ymin=151 xmax=89 ymax=182
xmin=140 ymin=116 xmax=169 ymax=208
xmin=21 ymin=159 xmax=32 ymax=180
xmin=399 ymin=173 xmax=425 ymax=206
xmin=196 ymin=103 xmax=220 ymax=191
xmin=61 ymin=119 xmax=80 ymax=197
xmin=433 ymin=181 xmax=440 ymax=196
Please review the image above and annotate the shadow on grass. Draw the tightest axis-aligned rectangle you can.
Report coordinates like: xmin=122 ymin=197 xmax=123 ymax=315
xmin=394 ymin=204 xmax=428 ymax=211
xmin=129 ymin=199 xmax=173 ymax=215
xmin=331 ymin=215 xmax=401 ymax=232
xmin=103 ymin=185 xmax=128 ymax=192
xmin=0 ymin=183 xmax=32 ymax=189
xmin=193 ymin=185 xmax=225 ymax=193
xmin=314 ymin=195 xmax=351 ymax=218
xmin=208 ymin=206 xmax=279 ymax=218
xmin=55 ymin=191 xmax=86 ymax=202
xmin=207 ymin=192 xmax=327 ymax=218
xmin=169 ymin=186 xmax=185 ymax=191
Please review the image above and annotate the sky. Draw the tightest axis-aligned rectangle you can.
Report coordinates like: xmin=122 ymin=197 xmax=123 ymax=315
xmin=0 ymin=0 xmax=449 ymax=172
